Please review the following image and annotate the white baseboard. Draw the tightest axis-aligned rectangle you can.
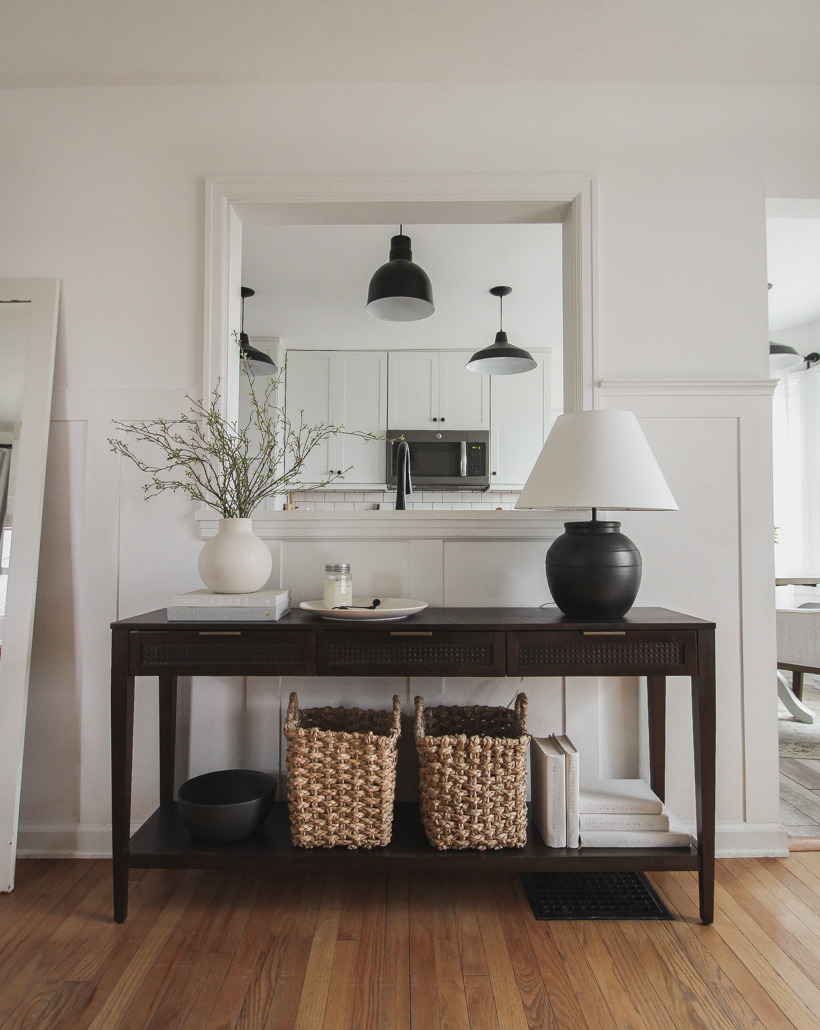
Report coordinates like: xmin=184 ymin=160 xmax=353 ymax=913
xmin=16 ymin=822 xmax=143 ymax=859
xmin=713 ymin=822 xmax=789 ymax=858
xmin=17 ymin=820 xmax=791 ymax=859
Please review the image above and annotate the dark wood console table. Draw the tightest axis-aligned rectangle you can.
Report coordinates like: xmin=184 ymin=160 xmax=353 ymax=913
xmin=110 ymin=607 xmax=716 ymax=923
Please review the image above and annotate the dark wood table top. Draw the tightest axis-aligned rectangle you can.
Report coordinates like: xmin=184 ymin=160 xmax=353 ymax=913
xmin=112 ymin=606 xmax=714 ymax=632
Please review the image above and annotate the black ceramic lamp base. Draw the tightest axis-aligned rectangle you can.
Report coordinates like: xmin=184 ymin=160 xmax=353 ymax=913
xmin=546 ymin=520 xmax=642 ymax=620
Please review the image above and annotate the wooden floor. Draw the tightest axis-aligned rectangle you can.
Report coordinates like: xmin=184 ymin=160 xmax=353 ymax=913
xmin=5 ymin=857 xmax=820 ymax=1030
xmin=781 ymin=757 xmax=820 ymax=837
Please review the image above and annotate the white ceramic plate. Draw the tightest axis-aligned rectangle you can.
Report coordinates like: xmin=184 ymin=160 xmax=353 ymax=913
xmin=299 ymin=598 xmax=429 ymax=621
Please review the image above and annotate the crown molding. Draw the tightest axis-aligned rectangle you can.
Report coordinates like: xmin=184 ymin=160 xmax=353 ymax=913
xmin=598 ymin=379 xmax=778 ymax=397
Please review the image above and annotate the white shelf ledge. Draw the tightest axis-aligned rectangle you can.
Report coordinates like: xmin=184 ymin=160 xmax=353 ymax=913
xmin=195 ymin=508 xmax=567 ymax=542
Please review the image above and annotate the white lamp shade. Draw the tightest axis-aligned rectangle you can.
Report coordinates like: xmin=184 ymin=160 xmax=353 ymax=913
xmin=515 ymin=409 xmax=678 ymax=512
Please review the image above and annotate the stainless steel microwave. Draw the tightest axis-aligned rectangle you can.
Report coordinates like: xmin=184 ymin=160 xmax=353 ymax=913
xmin=386 ymin=430 xmax=490 ymax=490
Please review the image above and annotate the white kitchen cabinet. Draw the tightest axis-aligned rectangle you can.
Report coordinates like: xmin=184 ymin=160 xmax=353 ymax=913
xmin=285 ymin=351 xmax=387 ymax=488
xmin=388 ymin=351 xmax=488 ymax=430
xmin=334 ymin=351 xmax=388 ymax=486
xmin=387 ymin=351 xmax=438 ymax=429
xmin=284 ymin=351 xmax=334 ymax=486
xmin=439 ymin=352 xmax=490 ymax=429
xmin=490 ymin=350 xmax=551 ymax=490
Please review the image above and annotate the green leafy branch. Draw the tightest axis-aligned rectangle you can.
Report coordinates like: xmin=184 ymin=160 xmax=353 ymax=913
xmin=109 ymin=359 xmax=379 ymax=519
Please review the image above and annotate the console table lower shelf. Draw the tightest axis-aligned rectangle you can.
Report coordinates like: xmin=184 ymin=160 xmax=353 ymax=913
xmin=127 ymin=801 xmax=699 ymax=873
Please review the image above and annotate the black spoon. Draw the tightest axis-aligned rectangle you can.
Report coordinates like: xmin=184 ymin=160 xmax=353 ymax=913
xmin=333 ymin=599 xmax=381 ymax=610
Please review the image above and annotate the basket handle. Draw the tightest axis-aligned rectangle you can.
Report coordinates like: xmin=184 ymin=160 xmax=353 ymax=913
xmin=391 ymin=694 xmax=402 ymax=733
xmin=286 ymin=691 xmax=300 ymax=729
xmin=414 ymin=696 xmax=425 ymax=739
xmin=515 ymin=692 xmax=528 ymax=733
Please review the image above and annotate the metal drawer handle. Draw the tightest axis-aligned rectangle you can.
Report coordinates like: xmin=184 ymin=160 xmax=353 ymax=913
xmin=199 ymin=631 xmax=242 ymax=636
xmin=390 ymin=631 xmax=433 ymax=637
xmin=582 ymin=631 xmax=626 ymax=636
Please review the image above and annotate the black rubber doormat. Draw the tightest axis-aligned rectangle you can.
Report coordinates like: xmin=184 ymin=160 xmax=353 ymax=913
xmin=521 ymin=871 xmax=674 ymax=920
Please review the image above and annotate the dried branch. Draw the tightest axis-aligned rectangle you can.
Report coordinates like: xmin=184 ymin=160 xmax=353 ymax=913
xmin=109 ymin=355 xmax=380 ymax=518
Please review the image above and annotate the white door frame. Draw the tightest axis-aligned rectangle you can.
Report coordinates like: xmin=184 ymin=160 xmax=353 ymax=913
xmin=203 ymin=175 xmax=598 ymax=422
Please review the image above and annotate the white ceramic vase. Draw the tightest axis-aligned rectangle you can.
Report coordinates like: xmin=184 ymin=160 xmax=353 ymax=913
xmin=198 ymin=518 xmax=272 ymax=594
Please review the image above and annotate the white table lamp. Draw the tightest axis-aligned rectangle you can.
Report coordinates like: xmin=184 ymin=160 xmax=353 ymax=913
xmin=515 ymin=410 xmax=677 ymax=619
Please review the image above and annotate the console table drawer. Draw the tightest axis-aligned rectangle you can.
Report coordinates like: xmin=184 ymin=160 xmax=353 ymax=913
xmin=130 ymin=630 xmax=316 ymax=675
xmin=508 ymin=630 xmax=697 ymax=677
xmin=317 ymin=630 xmax=507 ymax=677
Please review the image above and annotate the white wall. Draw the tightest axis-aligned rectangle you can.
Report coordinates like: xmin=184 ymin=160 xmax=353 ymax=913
xmin=3 ymin=81 xmax=817 ymax=857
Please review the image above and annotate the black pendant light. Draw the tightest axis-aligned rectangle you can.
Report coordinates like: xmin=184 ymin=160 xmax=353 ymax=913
xmin=466 ymin=286 xmax=537 ymax=375
xmin=238 ymin=287 xmax=277 ymax=377
xmin=366 ymin=226 xmax=434 ymax=322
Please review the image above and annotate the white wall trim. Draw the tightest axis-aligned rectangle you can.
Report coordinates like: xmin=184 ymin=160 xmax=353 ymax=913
xmin=204 ymin=173 xmax=597 ymax=419
xmin=195 ymin=508 xmax=566 ymax=541
xmin=16 ymin=821 xmax=789 ymax=860
xmin=599 ymin=379 xmax=778 ymax=397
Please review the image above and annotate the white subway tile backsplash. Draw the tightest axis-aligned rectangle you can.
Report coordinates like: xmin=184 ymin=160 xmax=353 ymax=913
xmin=293 ymin=488 xmax=521 ymax=511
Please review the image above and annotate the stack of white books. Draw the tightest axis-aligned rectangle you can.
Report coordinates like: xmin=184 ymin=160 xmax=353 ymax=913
xmin=531 ymin=735 xmax=580 ymax=848
xmin=167 ymin=589 xmax=291 ymax=621
xmin=579 ymin=780 xmax=693 ymax=848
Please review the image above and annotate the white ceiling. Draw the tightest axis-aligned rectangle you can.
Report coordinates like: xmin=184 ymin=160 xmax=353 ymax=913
xmin=241 ymin=223 xmax=563 ymax=355
xmin=1 ymin=0 xmax=819 ymax=87
xmin=767 ymin=219 xmax=820 ymax=332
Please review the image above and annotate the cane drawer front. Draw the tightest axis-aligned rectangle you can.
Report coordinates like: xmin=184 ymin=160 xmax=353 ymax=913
xmin=508 ymin=630 xmax=697 ymax=677
xmin=317 ymin=630 xmax=507 ymax=677
xmin=131 ymin=630 xmax=316 ymax=676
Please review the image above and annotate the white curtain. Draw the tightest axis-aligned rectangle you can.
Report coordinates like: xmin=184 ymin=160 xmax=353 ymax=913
xmin=773 ymin=365 xmax=820 ymax=574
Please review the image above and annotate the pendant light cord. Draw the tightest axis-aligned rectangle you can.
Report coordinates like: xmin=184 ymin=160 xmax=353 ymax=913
xmin=499 ymin=292 xmax=503 ymax=332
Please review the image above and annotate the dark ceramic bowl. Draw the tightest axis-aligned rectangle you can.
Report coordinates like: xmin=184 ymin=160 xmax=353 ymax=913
xmin=177 ymin=769 xmax=277 ymax=843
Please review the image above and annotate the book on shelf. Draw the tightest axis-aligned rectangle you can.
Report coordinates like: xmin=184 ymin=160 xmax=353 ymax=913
xmin=578 ymin=780 xmax=691 ymax=848
xmin=580 ymin=812 xmax=670 ymax=832
xmin=579 ymin=779 xmax=664 ymax=815
xmin=553 ymin=734 xmax=580 ymax=848
xmin=579 ymin=828 xmax=692 ymax=849
xmin=168 ymin=588 xmax=291 ymax=621
xmin=531 ymin=736 xmax=567 ymax=848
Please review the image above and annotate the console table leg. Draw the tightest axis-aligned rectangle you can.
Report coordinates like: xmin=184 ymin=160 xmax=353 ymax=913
xmin=692 ymin=628 xmax=716 ymax=925
xmin=647 ymin=675 xmax=666 ymax=803
xmin=158 ymin=675 xmax=177 ymax=805
xmin=111 ymin=629 xmax=135 ymax=923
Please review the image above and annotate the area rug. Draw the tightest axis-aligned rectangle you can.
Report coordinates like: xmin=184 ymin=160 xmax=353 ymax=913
xmin=779 ymin=678 xmax=820 ymax=758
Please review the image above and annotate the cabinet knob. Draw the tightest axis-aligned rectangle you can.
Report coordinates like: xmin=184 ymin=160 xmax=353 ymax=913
xmin=440 ymin=418 xmax=445 ymax=422
xmin=432 ymin=417 xmax=437 ymax=422
xmin=492 ymin=471 xmax=497 ymax=475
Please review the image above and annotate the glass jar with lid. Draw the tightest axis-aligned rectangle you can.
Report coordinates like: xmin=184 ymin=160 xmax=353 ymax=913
xmin=324 ymin=563 xmax=353 ymax=608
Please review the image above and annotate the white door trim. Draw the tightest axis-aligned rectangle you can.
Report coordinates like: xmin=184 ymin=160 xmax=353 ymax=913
xmin=204 ymin=174 xmax=598 ymax=419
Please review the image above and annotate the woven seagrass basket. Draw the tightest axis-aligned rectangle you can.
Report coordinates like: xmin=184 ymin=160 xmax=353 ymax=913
xmin=284 ymin=692 xmax=401 ymax=848
xmin=414 ymin=693 xmax=529 ymax=850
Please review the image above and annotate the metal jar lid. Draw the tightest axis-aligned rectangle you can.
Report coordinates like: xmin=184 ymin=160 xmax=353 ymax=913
xmin=325 ymin=563 xmax=351 ymax=574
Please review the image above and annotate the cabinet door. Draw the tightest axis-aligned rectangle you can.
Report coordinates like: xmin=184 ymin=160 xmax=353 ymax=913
xmin=335 ymin=352 xmax=388 ymax=486
xmin=284 ymin=351 xmax=335 ymax=484
xmin=490 ymin=351 xmax=551 ymax=490
xmin=388 ymin=352 xmax=439 ymax=429
xmin=439 ymin=351 xmax=490 ymax=430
